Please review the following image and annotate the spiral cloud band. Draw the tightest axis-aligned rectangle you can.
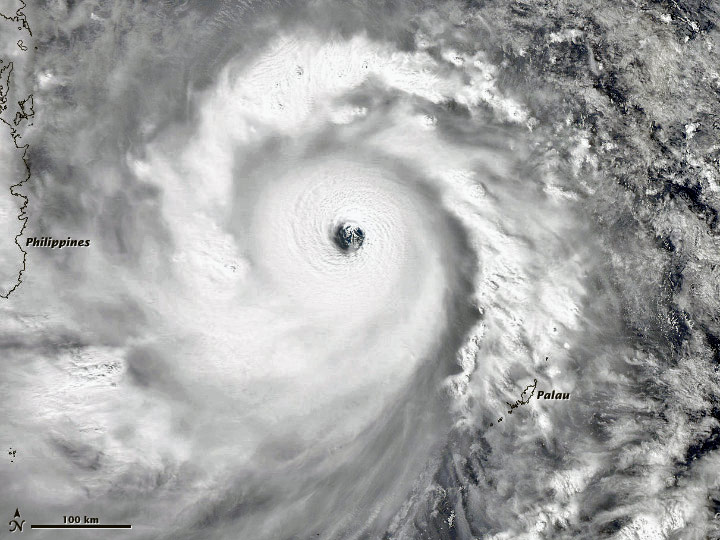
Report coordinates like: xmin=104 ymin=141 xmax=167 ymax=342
xmin=126 ymin=35 xmax=489 ymax=537
xmin=1 ymin=1 xmax=720 ymax=539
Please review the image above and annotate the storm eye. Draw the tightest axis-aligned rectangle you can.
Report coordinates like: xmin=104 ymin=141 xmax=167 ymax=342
xmin=334 ymin=223 xmax=365 ymax=251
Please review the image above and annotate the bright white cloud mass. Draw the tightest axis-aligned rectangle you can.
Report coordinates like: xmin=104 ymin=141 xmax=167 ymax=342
xmin=1 ymin=1 xmax=720 ymax=539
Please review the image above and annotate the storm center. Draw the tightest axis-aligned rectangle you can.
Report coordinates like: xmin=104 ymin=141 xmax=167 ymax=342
xmin=335 ymin=223 xmax=365 ymax=251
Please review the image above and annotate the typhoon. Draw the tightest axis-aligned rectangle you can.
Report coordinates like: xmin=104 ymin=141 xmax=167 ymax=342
xmin=1 ymin=1 xmax=720 ymax=539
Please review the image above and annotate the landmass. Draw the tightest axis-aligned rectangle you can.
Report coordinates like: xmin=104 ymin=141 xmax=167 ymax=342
xmin=489 ymin=378 xmax=537 ymax=428
xmin=0 ymin=0 xmax=32 ymax=298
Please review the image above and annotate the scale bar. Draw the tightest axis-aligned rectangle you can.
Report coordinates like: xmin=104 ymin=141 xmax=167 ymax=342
xmin=31 ymin=524 xmax=132 ymax=529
